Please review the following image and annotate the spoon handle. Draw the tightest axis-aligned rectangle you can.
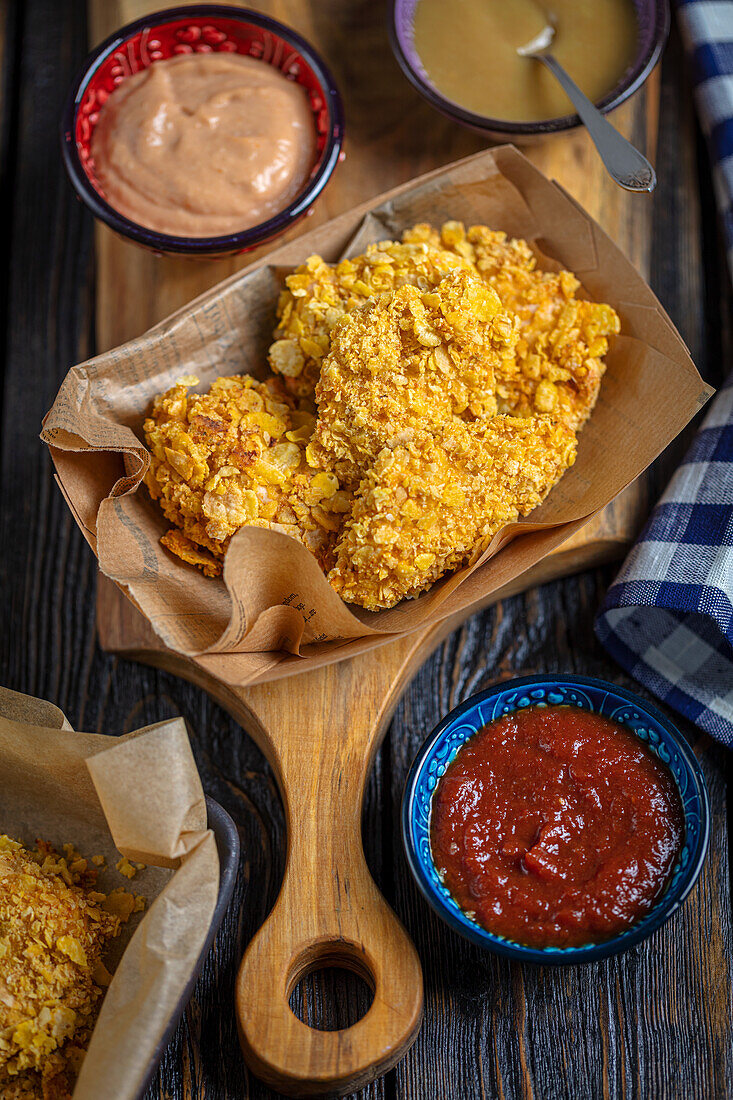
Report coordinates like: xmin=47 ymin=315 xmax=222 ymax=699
xmin=539 ymin=54 xmax=656 ymax=192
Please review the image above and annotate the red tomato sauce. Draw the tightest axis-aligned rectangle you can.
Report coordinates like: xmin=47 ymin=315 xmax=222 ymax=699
xmin=430 ymin=705 xmax=684 ymax=949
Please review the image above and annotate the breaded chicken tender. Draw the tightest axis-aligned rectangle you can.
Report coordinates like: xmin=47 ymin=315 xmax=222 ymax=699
xmin=144 ymin=219 xmax=611 ymax=609
xmin=268 ymin=239 xmax=473 ymax=399
xmin=144 ymin=374 xmax=351 ymax=577
xmin=307 ymin=269 xmax=518 ymax=486
xmin=402 ymin=221 xmax=620 ymax=431
xmin=328 ymin=416 xmax=577 ymax=610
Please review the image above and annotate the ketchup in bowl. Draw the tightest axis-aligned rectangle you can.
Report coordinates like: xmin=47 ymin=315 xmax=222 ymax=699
xmin=430 ymin=705 xmax=684 ymax=949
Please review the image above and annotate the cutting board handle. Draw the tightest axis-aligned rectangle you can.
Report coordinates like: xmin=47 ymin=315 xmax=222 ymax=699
xmin=235 ymin=800 xmax=423 ymax=1096
xmin=230 ymin=644 xmax=426 ymax=1096
xmin=96 ymin=584 xmax=433 ymax=1095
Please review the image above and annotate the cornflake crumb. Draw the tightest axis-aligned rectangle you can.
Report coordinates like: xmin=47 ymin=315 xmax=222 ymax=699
xmin=0 ymin=834 xmax=144 ymax=1099
xmin=115 ymin=856 xmax=145 ymax=881
xmin=268 ymin=238 xmax=474 ymax=399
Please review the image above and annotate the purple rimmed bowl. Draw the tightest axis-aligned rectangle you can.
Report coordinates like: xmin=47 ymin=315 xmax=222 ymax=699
xmin=61 ymin=5 xmax=344 ymax=257
xmin=389 ymin=0 xmax=669 ymax=139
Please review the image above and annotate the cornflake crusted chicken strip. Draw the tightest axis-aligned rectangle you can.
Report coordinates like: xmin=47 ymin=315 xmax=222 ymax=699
xmin=328 ymin=416 xmax=577 ymax=611
xmin=143 ymin=374 xmax=352 ymax=577
xmin=308 ymin=269 xmax=518 ymax=486
xmin=402 ymin=221 xmax=620 ymax=431
xmin=0 ymin=835 xmax=143 ymax=1100
xmin=268 ymin=239 xmax=473 ymax=399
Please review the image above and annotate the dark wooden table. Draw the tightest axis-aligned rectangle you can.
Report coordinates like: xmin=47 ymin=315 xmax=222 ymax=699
xmin=2 ymin=1 xmax=733 ymax=1097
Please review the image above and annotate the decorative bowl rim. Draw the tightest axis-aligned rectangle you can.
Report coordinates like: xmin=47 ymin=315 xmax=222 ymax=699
xmin=387 ymin=0 xmax=670 ymax=136
xmin=60 ymin=3 xmax=344 ymax=255
xmin=401 ymin=673 xmax=710 ymax=965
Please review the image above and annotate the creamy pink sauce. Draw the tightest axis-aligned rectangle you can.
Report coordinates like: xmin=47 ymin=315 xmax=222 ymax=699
xmin=91 ymin=53 xmax=316 ymax=238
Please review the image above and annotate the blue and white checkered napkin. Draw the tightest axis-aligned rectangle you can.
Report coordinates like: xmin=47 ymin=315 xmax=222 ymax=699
xmin=595 ymin=0 xmax=733 ymax=745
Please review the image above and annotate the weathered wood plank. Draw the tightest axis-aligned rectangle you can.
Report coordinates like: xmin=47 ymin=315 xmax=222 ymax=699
xmin=390 ymin=580 xmax=733 ymax=1099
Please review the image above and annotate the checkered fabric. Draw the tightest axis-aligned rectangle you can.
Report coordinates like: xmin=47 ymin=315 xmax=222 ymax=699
xmin=676 ymin=0 xmax=733 ymax=278
xmin=595 ymin=0 xmax=733 ymax=744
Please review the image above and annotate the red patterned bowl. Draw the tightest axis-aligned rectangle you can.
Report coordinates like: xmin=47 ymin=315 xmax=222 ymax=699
xmin=61 ymin=5 xmax=344 ymax=256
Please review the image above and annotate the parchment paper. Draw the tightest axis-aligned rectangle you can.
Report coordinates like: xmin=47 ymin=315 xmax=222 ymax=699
xmin=41 ymin=145 xmax=713 ymax=685
xmin=0 ymin=685 xmax=220 ymax=1100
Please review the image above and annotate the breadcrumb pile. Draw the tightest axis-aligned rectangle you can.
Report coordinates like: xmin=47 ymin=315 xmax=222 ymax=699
xmin=144 ymin=221 xmax=619 ymax=610
xmin=0 ymin=836 xmax=144 ymax=1100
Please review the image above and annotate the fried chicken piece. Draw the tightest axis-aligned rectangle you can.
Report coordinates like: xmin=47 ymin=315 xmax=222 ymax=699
xmin=403 ymin=221 xmax=620 ymax=431
xmin=268 ymin=239 xmax=474 ymax=399
xmin=307 ymin=269 xmax=518 ymax=487
xmin=159 ymin=530 xmax=221 ymax=578
xmin=145 ymin=221 xmax=607 ymax=607
xmin=144 ymin=374 xmax=351 ymax=576
xmin=328 ymin=416 xmax=577 ymax=611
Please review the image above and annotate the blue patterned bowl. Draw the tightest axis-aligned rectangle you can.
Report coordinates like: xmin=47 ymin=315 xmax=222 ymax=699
xmin=402 ymin=675 xmax=710 ymax=965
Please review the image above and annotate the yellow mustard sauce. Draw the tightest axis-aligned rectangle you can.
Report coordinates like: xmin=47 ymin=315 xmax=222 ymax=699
xmin=412 ymin=0 xmax=639 ymax=123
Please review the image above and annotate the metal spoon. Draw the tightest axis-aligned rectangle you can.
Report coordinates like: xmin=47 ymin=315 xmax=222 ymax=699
xmin=517 ymin=12 xmax=656 ymax=193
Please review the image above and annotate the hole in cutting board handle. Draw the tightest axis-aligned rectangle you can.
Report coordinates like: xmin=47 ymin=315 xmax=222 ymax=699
xmin=287 ymin=941 xmax=376 ymax=1032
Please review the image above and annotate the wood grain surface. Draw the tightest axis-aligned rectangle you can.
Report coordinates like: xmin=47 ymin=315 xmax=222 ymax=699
xmin=0 ymin=2 xmax=732 ymax=1098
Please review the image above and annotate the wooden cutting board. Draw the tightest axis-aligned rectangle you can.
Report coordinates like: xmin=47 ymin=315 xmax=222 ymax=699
xmin=89 ymin=1 xmax=661 ymax=1093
